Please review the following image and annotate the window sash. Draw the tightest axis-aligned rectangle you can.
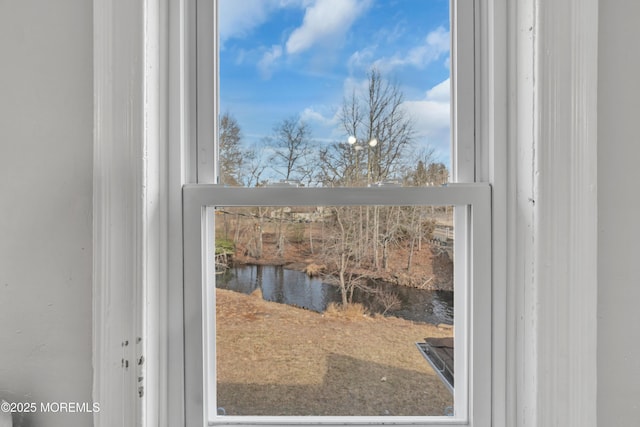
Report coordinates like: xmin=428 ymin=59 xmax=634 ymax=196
xmin=183 ymin=184 xmax=491 ymax=426
xmin=184 ymin=0 xmax=486 ymax=425
xmin=194 ymin=0 xmax=477 ymax=185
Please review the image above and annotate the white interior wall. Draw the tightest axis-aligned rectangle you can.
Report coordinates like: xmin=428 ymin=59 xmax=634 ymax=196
xmin=0 ymin=1 xmax=94 ymax=426
xmin=597 ymin=1 xmax=640 ymax=425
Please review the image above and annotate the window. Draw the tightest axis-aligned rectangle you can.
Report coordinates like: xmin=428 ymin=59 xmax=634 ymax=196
xmin=184 ymin=185 xmax=490 ymax=426
xmin=182 ymin=0 xmax=490 ymax=426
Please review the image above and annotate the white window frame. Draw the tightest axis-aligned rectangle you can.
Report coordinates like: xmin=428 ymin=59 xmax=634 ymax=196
xmin=197 ymin=0 xmax=478 ymax=186
xmin=92 ymin=0 xmax=602 ymax=425
xmin=183 ymin=185 xmax=491 ymax=426
xmin=181 ymin=0 xmax=493 ymax=426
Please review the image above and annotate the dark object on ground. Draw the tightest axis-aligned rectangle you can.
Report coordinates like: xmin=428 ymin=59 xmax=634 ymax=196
xmin=416 ymin=336 xmax=454 ymax=394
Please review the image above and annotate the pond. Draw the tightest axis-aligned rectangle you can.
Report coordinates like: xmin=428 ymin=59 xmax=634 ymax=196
xmin=216 ymin=264 xmax=453 ymax=325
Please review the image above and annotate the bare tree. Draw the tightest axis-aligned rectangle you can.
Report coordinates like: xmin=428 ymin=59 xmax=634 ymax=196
xmin=403 ymin=147 xmax=436 ymax=185
xmin=266 ymin=117 xmax=314 ymax=257
xmin=340 ymin=68 xmax=415 ymax=184
xmin=218 ymin=112 xmax=269 ymax=188
xmin=321 ymin=207 xmax=363 ymax=306
xmin=243 ymin=143 xmax=268 ymax=187
xmin=268 ymin=117 xmax=314 ymax=183
xmin=425 ymin=162 xmax=449 ymax=186
xmin=219 ymin=112 xmax=244 ymax=185
xmin=379 ymin=206 xmax=403 ymax=271
xmin=318 ymin=69 xmax=415 ymax=187
xmin=315 ymin=69 xmax=417 ymax=269
xmin=374 ymin=288 xmax=402 ymax=315
xmin=237 ymin=207 xmax=268 ymax=259
xmin=405 ymin=207 xmax=436 ymax=272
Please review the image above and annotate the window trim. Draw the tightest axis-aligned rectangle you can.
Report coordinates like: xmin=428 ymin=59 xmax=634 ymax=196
xmin=92 ymin=0 xmax=603 ymax=425
xmin=92 ymin=0 xmax=617 ymax=425
xmin=183 ymin=184 xmax=492 ymax=426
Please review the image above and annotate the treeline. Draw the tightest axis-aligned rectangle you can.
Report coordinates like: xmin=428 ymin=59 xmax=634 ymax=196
xmin=219 ymin=69 xmax=449 ymax=188
xmin=218 ymin=203 xmax=442 ymax=305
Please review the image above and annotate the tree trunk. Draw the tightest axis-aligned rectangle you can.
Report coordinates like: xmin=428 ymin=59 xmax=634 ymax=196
xmin=382 ymin=238 xmax=389 ymax=271
xmin=339 ymin=252 xmax=348 ymax=306
xmin=407 ymin=207 xmax=418 ymax=271
xmin=234 ymin=212 xmax=241 ymax=243
xmin=256 ymin=220 xmax=263 ymax=258
xmin=373 ymin=206 xmax=379 ymax=269
xmin=407 ymin=237 xmax=416 ymax=272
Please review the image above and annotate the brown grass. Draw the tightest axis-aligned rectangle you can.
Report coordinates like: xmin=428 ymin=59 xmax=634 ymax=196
xmin=215 ymin=288 xmax=453 ymax=417
xmin=323 ymin=302 xmax=370 ymax=320
xmin=304 ymin=263 xmax=325 ymax=277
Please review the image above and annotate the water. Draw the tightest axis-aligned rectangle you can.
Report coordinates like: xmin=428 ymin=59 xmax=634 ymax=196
xmin=216 ymin=264 xmax=453 ymax=325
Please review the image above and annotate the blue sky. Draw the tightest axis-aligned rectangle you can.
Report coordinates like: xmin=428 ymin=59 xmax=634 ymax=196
xmin=219 ymin=0 xmax=452 ymax=170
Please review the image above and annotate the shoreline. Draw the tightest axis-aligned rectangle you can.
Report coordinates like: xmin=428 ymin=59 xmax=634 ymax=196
xmin=229 ymin=257 xmax=453 ymax=291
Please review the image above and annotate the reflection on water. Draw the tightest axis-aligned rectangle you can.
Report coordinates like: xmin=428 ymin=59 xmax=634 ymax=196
xmin=217 ymin=265 xmax=453 ymax=325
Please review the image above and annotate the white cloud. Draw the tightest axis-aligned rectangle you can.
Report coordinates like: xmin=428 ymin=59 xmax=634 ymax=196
xmin=425 ymin=78 xmax=450 ymax=103
xmin=347 ymin=47 xmax=376 ymax=73
xmin=403 ymin=99 xmax=450 ymax=138
xmin=219 ymin=1 xmax=272 ymax=45
xmin=425 ymin=26 xmax=450 ymax=57
xmin=219 ymin=0 xmax=307 ymax=46
xmin=221 ymin=0 xmax=369 ymax=77
xmin=341 ymin=76 xmax=371 ymax=100
xmin=258 ymin=45 xmax=284 ymax=79
xmin=300 ymin=107 xmax=332 ymax=125
xmin=402 ymin=78 xmax=451 ymax=156
xmin=370 ymin=26 xmax=450 ymax=74
xmin=286 ymin=0 xmax=372 ymax=55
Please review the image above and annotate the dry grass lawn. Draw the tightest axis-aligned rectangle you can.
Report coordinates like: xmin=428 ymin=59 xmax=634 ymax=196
xmin=215 ymin=288 xmax=453 ymax=417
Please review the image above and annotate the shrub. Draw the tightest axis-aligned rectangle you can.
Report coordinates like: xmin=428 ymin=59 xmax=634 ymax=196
xmin=216 ymin=238 xmax=235 ymax=255
xmin=304 ymin=263 xmax=325 ymax=277
xmin=324 ymin=302 xmax=369 ymax=320
xmin=375 ymin=290 xmax=402 ymax=315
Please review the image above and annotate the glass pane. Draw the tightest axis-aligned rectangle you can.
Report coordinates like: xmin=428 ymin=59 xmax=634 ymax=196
xmin=218 ymin=0 xmax=451 ymax=188
xmin=213 ymin=204 xmax=454 ymax=416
